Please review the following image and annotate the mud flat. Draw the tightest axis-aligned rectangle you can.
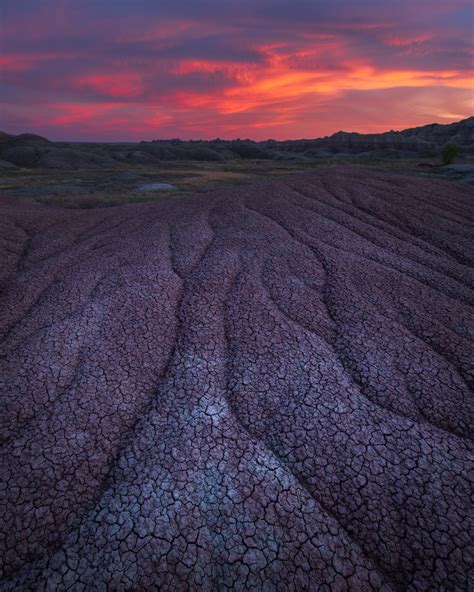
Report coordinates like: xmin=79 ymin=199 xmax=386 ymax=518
xmin=0 ymin=167 xmax=473 ymax=590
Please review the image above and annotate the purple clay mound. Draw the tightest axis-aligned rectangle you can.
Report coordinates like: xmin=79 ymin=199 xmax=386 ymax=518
xmin=0 ymin=167 xmax=473 ymax=591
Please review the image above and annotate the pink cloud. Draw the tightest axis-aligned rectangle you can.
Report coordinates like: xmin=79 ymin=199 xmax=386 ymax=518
xmin=0 ymin=1 xmax=472 ymax=140
xmin=73 ymin=73 xmax=144 ymax=99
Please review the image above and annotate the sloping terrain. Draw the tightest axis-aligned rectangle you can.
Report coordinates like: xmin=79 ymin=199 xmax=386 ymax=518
xmin=0 ymin=167 xmax=473 ymax=591
xmin=1 ymin=117 xmax=473 ymax=169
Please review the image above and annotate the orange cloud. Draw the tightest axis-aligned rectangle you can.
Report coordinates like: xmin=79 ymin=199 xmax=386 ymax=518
xmin=1 ymin=2 xmax=472 ymax=141
xmin=212 ymin=42 xmax=473 ymax=121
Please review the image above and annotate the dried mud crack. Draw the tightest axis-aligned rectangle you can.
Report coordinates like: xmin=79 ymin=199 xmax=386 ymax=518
xmin=0 ymin=167 xmax=473 ymax=591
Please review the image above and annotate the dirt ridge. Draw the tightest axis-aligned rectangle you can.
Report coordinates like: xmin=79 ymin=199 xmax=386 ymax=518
xmin=0 ymin=167 xmax=473 ymax=590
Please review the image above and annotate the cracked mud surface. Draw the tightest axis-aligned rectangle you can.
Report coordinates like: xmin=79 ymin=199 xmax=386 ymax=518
xmin=0 ymin=167 xmax=473 ymax=591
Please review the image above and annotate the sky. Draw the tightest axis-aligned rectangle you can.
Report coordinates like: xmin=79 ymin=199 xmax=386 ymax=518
xmin=1 ymin=0 xmax=473 ymax=141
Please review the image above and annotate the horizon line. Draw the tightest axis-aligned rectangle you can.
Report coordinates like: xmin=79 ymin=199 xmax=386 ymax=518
xmin=2 ymin=115 xmax=472 ymax=144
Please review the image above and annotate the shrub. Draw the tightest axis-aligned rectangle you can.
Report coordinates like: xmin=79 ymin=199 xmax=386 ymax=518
xmin=442 ymin=143 xmax=459 ymax=165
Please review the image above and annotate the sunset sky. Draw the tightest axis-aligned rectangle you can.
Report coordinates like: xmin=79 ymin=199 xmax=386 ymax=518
xmin=1 ymin=0 xmax=473 ymax=141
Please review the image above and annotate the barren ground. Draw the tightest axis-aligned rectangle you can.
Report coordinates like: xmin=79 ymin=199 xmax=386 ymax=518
xmin=0 ymin=167 xmax=473 ymax=590
xmin=1 ymin=157 xmax=468 ymax=208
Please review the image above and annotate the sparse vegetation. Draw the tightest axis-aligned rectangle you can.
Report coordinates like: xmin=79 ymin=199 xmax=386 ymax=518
xmin=442 ymin=143 xmax=459 ymax=165
xmin=1 ymin=155 xmax=472 ymax=208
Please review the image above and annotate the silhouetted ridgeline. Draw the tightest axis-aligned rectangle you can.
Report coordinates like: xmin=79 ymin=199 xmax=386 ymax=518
xmin=0 ymin=117 xmax=473 ymax=169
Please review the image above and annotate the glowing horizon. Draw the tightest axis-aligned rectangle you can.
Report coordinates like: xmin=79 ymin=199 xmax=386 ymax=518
xmin=1 ymin=0 xmax=473 ymax=141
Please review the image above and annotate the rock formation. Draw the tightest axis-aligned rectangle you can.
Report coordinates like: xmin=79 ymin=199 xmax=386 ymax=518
xmin=0 ymin=118 xmax=472 ymax=169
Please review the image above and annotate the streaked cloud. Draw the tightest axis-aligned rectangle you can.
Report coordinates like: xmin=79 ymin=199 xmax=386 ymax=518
xmin=0 ymin=0 xmax=472 ymax=140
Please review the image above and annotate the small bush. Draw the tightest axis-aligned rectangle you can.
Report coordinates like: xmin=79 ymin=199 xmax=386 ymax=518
xmin=442 ymin=143 xmax=459 ymax=165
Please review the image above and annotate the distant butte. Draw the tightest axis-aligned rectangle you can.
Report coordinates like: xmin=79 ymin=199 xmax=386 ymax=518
xmin=0 ymin=117 xmax=472 ymax=169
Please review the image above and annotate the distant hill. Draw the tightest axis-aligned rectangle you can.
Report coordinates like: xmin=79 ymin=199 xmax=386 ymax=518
xmin=268 ymin=117 xmax=474 ymax=158
xmin=1 ymin=117 xmax=472 ymax=169
xmin=400 ymin=116 xmax=474 ymax=145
